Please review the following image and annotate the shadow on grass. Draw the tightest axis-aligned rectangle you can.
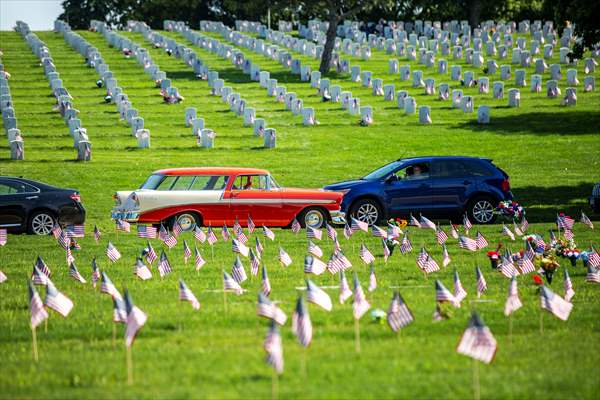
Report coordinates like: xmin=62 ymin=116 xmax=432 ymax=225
xmin=453 ymin=110 xmax=600 ymax=135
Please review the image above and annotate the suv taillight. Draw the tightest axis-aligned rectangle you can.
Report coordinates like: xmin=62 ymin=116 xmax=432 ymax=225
xmin=502 ymin=179 xmax=510 ymax=192
xmin=70 ymin=193 xmax=81 ymax=202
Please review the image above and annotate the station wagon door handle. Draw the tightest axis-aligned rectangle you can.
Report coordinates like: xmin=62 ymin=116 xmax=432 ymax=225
xmin=26 ymin=196 xmax=39 ymax=200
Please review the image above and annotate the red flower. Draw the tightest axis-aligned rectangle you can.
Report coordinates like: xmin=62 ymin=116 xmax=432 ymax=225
xmin=532 ymin=274 xmax=543 ymax=285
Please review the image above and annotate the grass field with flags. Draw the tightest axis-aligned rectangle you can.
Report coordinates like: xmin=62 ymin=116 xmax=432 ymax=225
xmin=0 ymin=22 xmax=600 ymax=399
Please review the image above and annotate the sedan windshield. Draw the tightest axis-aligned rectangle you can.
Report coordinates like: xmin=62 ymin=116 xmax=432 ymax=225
xmin=362 ymin=161 xmax=404 ymax=180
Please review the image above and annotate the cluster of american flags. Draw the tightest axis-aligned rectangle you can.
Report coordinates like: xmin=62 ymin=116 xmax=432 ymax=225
xmin=1 ymin=210 xmax=597 ymax=375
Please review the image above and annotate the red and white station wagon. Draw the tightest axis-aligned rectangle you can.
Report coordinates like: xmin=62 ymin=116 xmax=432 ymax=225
xmin=111 ymin=167 xmax=345 ymax=230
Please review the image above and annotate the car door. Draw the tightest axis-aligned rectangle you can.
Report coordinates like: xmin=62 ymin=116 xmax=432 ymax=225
xmin=227 ymin=175 xmax=282 ymax=226
xmin=0 ymin=179 xmax=38 ymax=229
xmin=383 ymin=162 xmax=434 ymax=217
xmin=430 ymin=159 xmax=477 ymax=215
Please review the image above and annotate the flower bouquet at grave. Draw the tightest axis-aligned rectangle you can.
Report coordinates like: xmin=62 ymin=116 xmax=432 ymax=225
xmin=552 ymin=237 xmax=580 ymax=266
xmin=495 ymin=201 xmax=526 ymax=221
xmin=388 ymin=218 xmax=408 ymax=229
xmin=486 ymin=243 xmax=502 ymax=269
xmin=534 ymin=252 xmax=560 ymax=284
xmin=523 ymin=234 xmax=545 ymax=252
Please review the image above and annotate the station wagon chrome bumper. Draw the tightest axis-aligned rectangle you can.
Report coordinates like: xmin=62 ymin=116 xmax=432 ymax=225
xmin=330 ymin=210 xmax=346 ymax=225
xmin=111 ymin=209 xmax=139 ymax=222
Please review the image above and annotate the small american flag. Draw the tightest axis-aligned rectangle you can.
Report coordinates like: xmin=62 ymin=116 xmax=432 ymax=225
xmin=339 ymin=270 xmax=353 ymax=304
xmin=563 ymin=229 xmax=574 ymax=240
xmin=91 ymin=258 xmax=100 ymax=288
xmin=416 ymin=247 xmax=428 ymax=270
xmin=292 ymin=296 xmax=312 ymax=347
xmin=161 ymin=228 xmax=178 ymax=248
xmin=137 ymin=225 xmax=157 ymax=239
xmin=306 ymin=279 xmax=333 ymax=311
xmin=502 ymin=224 xmax=515 ymax=241
xmin=420 ymin=215 xmax=436 ymax=230
xmin=116 ymin=219 xmax=131 ymax=233
xmin=255 ymin=237 xmax=264 ymax=255
xmin=235 ymin=230 xmax=249 ymax=244
xmin=372 ymin=225 xmax=388 ymax=239
xmin=337 ymin=250 xmax=352 ymax=269
xmin=257 ymin=293 xmax=287 ymax=325
xmin=513 ymin=222 xmax=523 ymax=237
xmin=504 ymin=276 xmax=523 ymax=316
xmin=556 ymin=214 xmax=575 ymax=230
xmin=400 ymin=234 xmax=413 ymax=254
xmin=69 ymin=263 xmax=86 ymax=283
xmin=352 ymin=274 xmax=370 ymax=319
xmin=387 ymin=291 xmax=414 ymax=332
xmin=233 ymin=218 xmax=243 ymax=236
xmin=0 ymin=270 xmax=6 ymax=283
xmin=28 ymin=281 xmax=48 ymax=329
xmin=179 ymin=279 xmax=200 ymax=310
xmin=360 ymin=244 xmax=376 ymax=264
xmin=463 ymin=214 xmax=472 ymax=233
xmin=263 ymin=226 xmax=275 ymax=241
xmin=45 ymin=279 xmax=74 ymax=317
xmin=409 ymin=214 xmax=420 ymax=227
xmin=499 ymin=256 xmax=518 ymax=278
xmin=278 ymin=247 xmax=292 ymax=267
xmin=124 ymin=289 xmax=148 ymax=347
xmin=341 ymin=224 xmax=352 ymax=240
xmin=134 ymin=258 xmax=152 ymax=280
xmin=143 ymin=240 xmax=157 ymax=264
xmin=327 ymin=253 xmax=344 ymax=274
xmin=449 ymin=224 xmax=459 ymax=239
xmin=476 ymin=266 xmax=487 ymax=297
xmin=382 ymin=239 xmax=391 ymax=262
xmin=333 ymin=238 xmax=342 ymax=252
xmin=261 ymin=265 xmax=271 ymax=296
xmin=183 ymin=240 xmax=192 ymax=263
xmin=232 ymin=238 xmax=249 ymax=257
xmin=456 ymin=311 xmax=497 ymax=364
xmin=475 ymin=231 xmax=488 ymax=249
xmin=247 ymin=215 xmax=256 ymax=233
xmin=458 ymin=235 xmax=477 ymax=251
xmin=540 ymin=285 xmax=573 ymax=320
xmin=306 ymin=226 xmax=322 ymax=240
xmin=0 ymin=229 xmax=6 ymax=246
xmin=66 ymin=247 xmax=75 ymax=265
xmin=291 ymin=218 xmax=301 ymax=233
xmin=520 ymin=218 xmax=529 ymax=232
xmin=58 ymin=231 xmax=71 ymax=250
xmin=548 ymin=230 xmax=557 ymax=244
xmin=368 ymin=265 xmax=377 ymax=292
xmin=223 ymin=271 xmax=243 ymax=295
xmin=588 ymin=248 xmax=600 ymax=268
xmin=66 ymin=224 xmax=85 ymax=238
xmin=453 ymin=270 xmax=467 ymax=303
xmin=308 ymin=241 xmax=323 ymax=258
xmin=519 ymin=252 xmax=536 ymax=274
xmin=249 ymin=248 xmax=260 ymax=275
xmin=100 ymin=271 xmax=119 ymax=298
xmin=351 ymin=217 xmax=369 ymax=233
xmin=106 ymin=241 xmax=121 ymax=262
xmin=93 ymin=225 xmax=101 ymax=242
xmin=581 ymin=212 xmax=594 ymax=229
xmin=442 ymin=244 xmax=451 ymax=267
xmin=112 ymin=295 xmax=127 ymax=323
xmin=206 ymin=225 xmax=218 ymax=245
xmin=586 ymin=266 xmax=600 ymax=283
xmin=221 ymin=224 xmax=230 ymax=241
xmin=172 ymin=221 xmax=183 ymax=238
xmin=424 ymin=255 xmax=440 ymax=274
xmin=52 ymin=224 xmax=62 ymax=239
xmin=194 ymin=246 xmax=206 ymax=271
xmin=326 ymin=223 xmax=337 ymax=240
xmin=264 ymin=320 xmax=284 ymax=374
xmin=157 ymin=250 xmax=172 ymax=278
xmin=232 ymin=256 xmax=248 ymax=283
xmin=436 ymin=226 xmax=448 ymax=245
xmin=35 ymin=256 xmax=51 ymax=278
xmin=388 ymin=224 xmax=402 ymax=239
xmin=194 ymin=226 xmax=206 ymax=243
xmin=31 ymin=266 xmax=48 ymax=286
xmin=304 ymin=255 xmax=327 ymax=275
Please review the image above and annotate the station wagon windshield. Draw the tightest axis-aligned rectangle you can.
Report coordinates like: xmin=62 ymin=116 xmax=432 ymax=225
xmin=362 ymin=161 xmax=404 ymax=180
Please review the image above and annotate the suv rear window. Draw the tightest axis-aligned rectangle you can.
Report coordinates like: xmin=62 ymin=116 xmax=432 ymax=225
xmin=432 ymin=159 xmax=494 ymax=177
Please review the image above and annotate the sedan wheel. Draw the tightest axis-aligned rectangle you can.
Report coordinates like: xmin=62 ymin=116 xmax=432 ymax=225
xmin=175 ymin=213 xmax=198 ymax=231
xmin=30 ymin=212 xmax=55 ymax=235
xmin=355 ymin=202 xmax=379 ymax=225
xmin=303 ymin=209 xmax=325 ymax=229
xmin=471 ymin=199 xmax=495 ymax=224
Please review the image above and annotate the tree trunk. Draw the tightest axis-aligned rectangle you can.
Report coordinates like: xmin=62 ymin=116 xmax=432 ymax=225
xmin=319 ymin=13 xmax=339 ymax=74
xmin=468 ymin=0 xmax=483 ymax=29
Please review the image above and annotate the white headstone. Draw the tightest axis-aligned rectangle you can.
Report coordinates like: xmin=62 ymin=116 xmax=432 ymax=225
xmin=515 ymin=69 xmax=526 ymax=86
xmin=349 ymin=98 xmax=360 ymax=115
xmin=372 ymin=78 xmax=383 ymax=95
xmin=500 ymin=65 xmax=511 ymax=80
xmin=452 ymin=89 xmax=463 ymax=108
xmin=438 ymin=59 xmax=448 ymax=74
xmin=389 ymin=59 xmax=399 ymax=74
xmin=412 ymin=70 xmax=424 ymax=87
xmin=362 ymin=71 xmax=373 ymax=87
xmin=583 ymin=76 xmax=595 ymax=92
xmin=399 ymin=65 xmax=411 ymax=81
xmin=450 ymin=65 xmax=461 ymax=80
xmin=243 ymin=108 xmax=255 ymax=126
xmin=566 ymin=69 xmax=579 ymax=85
xmin=77 ymin=140 xmax=91 ymax=161
xmin=438 ymin=84 xmax=450 ymax=100
xmin=310 ymin=71 xmax=321 ymax=88
xmin=477 ymin=106 xmax=490 ymax=124
xmin=546 ymin=80 xmax=561 ymax=98
xmin=508 ymin=88 xmax=520 ymax=107
xmin=464 ymin=71 xmax=475 ymax=87
xmin=531 ymin=75 xmax=542 ymax=92
xmin=479 ymin=77 xmax=489 ymax=94
xmin=135 ymin=129 xmax=151 ymax=148
xmin=562 ymin=87 xmax=577 ymax=106
xmin=461 ymin=95 xmax=474 ymax=113
xmin=404 ymin=97 xmax=416 ymax=114
xmin=424 ymin=78 xmax=435 ymax=95
xmin=350 ymin=66 xmax=361 ymax=82
xmin=341 ymin=92 xmax=352 ymax=109
xmin=330 ymin=85 xmax=341 ymax=102
xmin=383 ymin=84 xmax=395 ymax=101
xmin=253 ymin=119 xmax=265 ymax=136
xmin=263 ymin=128 xmax=276 ymax=148
xmin=397 ymin=91 xmax=408 ymax=108
xmin=550 ymin=64 xmax=561 ymax=80
xmin=131 ymin=117 xmax=144 ymax=135
xmin=199 ymin=129 xmax=215 ymax=148
xmin=302 ymin=107 xmax=316 ymax=125
xmin=418 ymin=106 xmax=432 ymax=124
xmin=360 ymin=106 xmax=373 ymax=125
xmin=191 ymin=118 xmax=205 ymax=135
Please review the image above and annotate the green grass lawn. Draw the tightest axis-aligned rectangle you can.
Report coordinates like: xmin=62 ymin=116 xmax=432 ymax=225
xmin=0 ymin=24 xmax=599 ymax=399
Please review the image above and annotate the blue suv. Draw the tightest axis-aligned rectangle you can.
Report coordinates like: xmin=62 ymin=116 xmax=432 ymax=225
xmin=324 ymin=156 xmax=512 ymax=225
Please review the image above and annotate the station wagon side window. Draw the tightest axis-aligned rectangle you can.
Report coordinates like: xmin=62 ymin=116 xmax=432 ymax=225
xmin=189 ymin=175 xmax=229 ymax=190
xmin=169 ymin=176 xmax=196 ymax=191
xmin=232 ymin=175 xmax=269 ymax=190
xmin=155 ymin=176 xmax=178 ymax=191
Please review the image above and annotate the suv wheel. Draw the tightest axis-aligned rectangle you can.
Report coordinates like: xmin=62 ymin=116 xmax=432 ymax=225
xmin=467 ymin=196 xmax=496 ymax=224
xmin=29 ymin=211 xmax=56 ymax=235
xmin=351 ymin=199 xmax=381 ymax=225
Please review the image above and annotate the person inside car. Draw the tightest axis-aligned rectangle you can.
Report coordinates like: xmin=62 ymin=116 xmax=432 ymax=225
xmin=405 ymin=164 xmax=429 ymax=180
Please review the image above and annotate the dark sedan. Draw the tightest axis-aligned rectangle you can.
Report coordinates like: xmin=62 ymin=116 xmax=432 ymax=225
xmin=0 ymin=177 xmax=85 ymax=235
xmin=324 ymin=156 xmax=512 ymax=225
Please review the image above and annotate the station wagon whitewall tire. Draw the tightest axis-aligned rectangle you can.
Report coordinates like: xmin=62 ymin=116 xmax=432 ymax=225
xmin=299 ymin=207 xmax=326 ymax=229
xmin=29 ymin=211 xmax=55 ymax=235
xmin=173 ymin=213 xmax=199 ymax=231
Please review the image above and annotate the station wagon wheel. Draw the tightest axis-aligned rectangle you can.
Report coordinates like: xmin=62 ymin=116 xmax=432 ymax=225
xmin=298 ymin=207 xmax=326 ymax=229
xmin=468 ymin=196 xmax=496 ymax=224
xmin=173 ymin=213 xmax=199 ymax=231
xmin=29 ymin=211 xmax=55 ymax=235
xmin=351 ymin=199 xmax=381 ymax=225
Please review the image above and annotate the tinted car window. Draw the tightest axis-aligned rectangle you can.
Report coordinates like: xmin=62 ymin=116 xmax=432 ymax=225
xmin=432 ymin=159 xmax=494 ymax=178
xmin=461 ymin=159 xmax=495 ymax=176
xmin=0 ymin=181 xmax=37 ymax=195
xmin=393 ymin=162 xmax=431 ymax=180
